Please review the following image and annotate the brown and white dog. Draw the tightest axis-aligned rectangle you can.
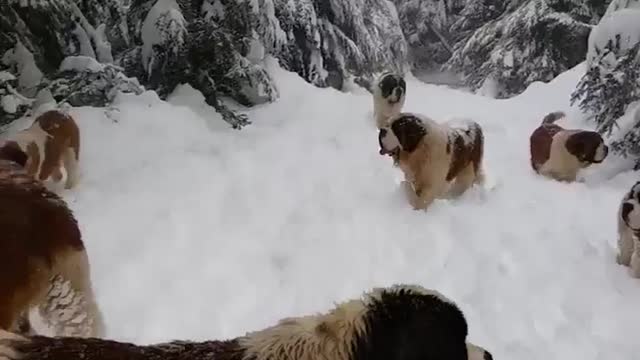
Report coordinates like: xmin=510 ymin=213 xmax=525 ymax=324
xmin=0 ymin=284 xmax=493 ymax=360
xmin=0 ymin=109 xmax=80 ymax=190
xmin=373 ymin=72 xmax=406 ymax=129
xmin=0 ymin=145 xmax=104 ymax=338
xmin=529 ymin=111 xmax=608 ymax=182
xmin=617 ymin=181 xmax=640 ymax=278
xmin=378 ymin=113 xmax=485 ymax=210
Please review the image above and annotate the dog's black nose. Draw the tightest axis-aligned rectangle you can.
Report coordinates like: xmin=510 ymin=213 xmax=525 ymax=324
xmin=483 ymin=351 xmax=493 ymax=360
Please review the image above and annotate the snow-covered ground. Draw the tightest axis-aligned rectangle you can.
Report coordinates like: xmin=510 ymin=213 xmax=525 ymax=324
xmin=16 ymin=58 xmax=640 ymax=360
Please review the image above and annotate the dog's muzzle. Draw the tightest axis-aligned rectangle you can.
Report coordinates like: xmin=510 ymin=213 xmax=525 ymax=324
xmin=593 ymin=144 xmax=609 ymax=163
xmin=387 ymin=87 xmax=403 ymax=104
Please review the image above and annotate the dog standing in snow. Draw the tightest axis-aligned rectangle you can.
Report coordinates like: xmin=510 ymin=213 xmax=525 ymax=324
xmin=378 ymin=113 xmax=485 ymax=210
xmin=617 ymin=181 xmax=640 ymax=278
xmin=0 ymin=109 xmax=81 ymax=190
xmin=373 ymin=72 xmax=406 ymax=129
xmin=529 ymin=111 xmax=608 ymax=182
xmin=0 ymin=284 xmax=493 ymax=360
xmin=0 ymin=146 xmax=104 ymax=338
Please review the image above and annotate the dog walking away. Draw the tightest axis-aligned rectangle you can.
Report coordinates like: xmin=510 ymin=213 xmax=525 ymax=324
xmin=0 ymin=109 xmax=81 ymax=189
xmin=0 ymin=143 xmax=104 ymax=338
xmin=529 ymin=111 xmax=607 ymax=182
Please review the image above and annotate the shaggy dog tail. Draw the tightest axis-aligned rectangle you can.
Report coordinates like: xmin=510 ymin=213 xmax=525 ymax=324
xmin=541 ymin=111 xmax=565 ymax=125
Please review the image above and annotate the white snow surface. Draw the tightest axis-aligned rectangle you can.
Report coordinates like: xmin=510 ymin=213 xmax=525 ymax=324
xmin=604 ymin=0 xmax=640 ymax=17
xmin=586 ymin=8 xmax=640 ymax=67
xmin=43 ymin=59 xmax=640 ymax=360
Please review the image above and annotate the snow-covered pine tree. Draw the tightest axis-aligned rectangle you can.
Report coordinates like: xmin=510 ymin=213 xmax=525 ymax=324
xmin=43 ymin=55 xmax=144 ymax=108
xmin=0 ymin=67 xmax=31 ymax=127
xmin=391 ymin=0 xmax=453 ymax=72
xmin=270 ymin=0 xmax=408 ymax=91
xmin=570 ymin=5 xmax=640 ymax=167
xmin=444 ymin=0 xmax=606 ymax=98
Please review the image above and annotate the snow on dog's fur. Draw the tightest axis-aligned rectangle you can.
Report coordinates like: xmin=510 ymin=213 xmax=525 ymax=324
xmin=529 ymin=111 xmax=608 ymax=182
xmin=0 ymin=284 xmax=493 ymax=360
xmin=373 ymin=72 xmax=406 ymax=129
xmin=0 ymin=147 xmax=103 ymax=338
xmin=0 ymin=109 xmax=80 ymax=190
xmin=378 ymin=113 xmax=485 ymax=210
xmin=617 ymin=181 xmax=640 ymax=278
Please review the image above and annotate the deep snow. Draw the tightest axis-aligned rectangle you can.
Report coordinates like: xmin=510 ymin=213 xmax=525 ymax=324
xmin=12 ymin=58 xmax=640 ymax=360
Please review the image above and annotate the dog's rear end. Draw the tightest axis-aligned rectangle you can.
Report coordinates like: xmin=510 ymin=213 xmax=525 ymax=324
xmin=529 ymin=112 xmax=565 ymax=173
xmin=445 ymin=120 xmax=485 ymax=197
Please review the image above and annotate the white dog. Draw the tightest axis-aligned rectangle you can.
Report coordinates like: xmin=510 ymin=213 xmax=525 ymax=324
xmin=373 ymin=72 xmax=406 ymax=129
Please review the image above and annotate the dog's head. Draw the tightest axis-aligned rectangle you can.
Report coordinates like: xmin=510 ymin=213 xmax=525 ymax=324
xmin=564 ymin=131 xmax=608 ymax=164
xmin=353 ymin=284 xmax=493 ymax=360
xmin=243 ymin=284 xmax=493 ymax=360
xmin=377 ymin=73 xmax=406 ymax=104
xmin=378 ymin=114 xmax=427 ymax=157
xmin=622 ymin=181 xmax=640 ymax=232
xmin=0 ymin=141 xmax=28 ymax=167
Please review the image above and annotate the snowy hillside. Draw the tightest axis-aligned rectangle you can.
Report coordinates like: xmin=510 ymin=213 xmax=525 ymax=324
xmin=13 ymin=58 xmax=640 ymax=360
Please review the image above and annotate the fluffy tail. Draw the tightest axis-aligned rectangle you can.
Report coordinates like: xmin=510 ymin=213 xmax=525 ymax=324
xmin=541 ymin=111 xmax=565 ymax=125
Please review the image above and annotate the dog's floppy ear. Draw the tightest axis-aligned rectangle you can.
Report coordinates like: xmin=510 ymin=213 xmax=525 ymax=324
xmin=565 ymin=132 xmax=599 ymax=162
xmin=0 ymin=141 xmax=28 ymax=167
xmin=391 ymin=115 xmax=427 ymax=153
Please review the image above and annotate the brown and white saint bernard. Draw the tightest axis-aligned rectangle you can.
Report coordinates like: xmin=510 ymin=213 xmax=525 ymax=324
xmin=0 ymin=109 xmax=81 ymax=190
xmin=529 ymin=111 xmax=608 ymax=182
xmin=378 ymin=113 xmax=485 ymax=210
xmin=617 ymin=181 xmax=640 ymax=278
xmin=0 ymin=144 xmax=103 ymax=338
xmin=0 ymin=284 xmax=493 ymax=360
xmin=373 ymin=72 xmax=406 ymax=129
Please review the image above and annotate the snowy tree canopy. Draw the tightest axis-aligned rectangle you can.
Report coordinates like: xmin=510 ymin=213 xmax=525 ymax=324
xmin=571 ymin=4 xmax=640 ymax=167
xmin=1 ymin=0 xmax=409 ymax=128
xmin=444 ymin=0 xmax=607 ymax=98
xmin=0 ymin=0 xmax=613 ymax=128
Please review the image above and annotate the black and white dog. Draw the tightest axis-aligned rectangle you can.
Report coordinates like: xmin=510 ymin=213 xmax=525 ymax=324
xmin=0 ymin=284 xmax=493 ymax=360
xmin=373 ymin=72 xmax=406 ymax=129
xmin=617 ymin=181 xmax=640 ymax=277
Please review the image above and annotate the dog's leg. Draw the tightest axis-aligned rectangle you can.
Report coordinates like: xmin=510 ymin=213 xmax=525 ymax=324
xmin=630 ymin=234 xmax=640 ymax=278
xmin=38 ymin=251 xmax=105 ymax=338
xmin=8 ymin=312 xmax=34 ymax=337
xmin=51 ymin=165 xmax=64 ymax=183
xmin=617 ymin=229 xmax=634 ymax=266
xmin=62 ymin=147 xmax=79 ymax=189
xmin=447 ymin=165 xmax=476 ymax=198
xmin=401 ymin=181 xmax=420 ymax=207
xmin=411 ymin=179 xmax=448 ymax=211
xmin=473 ymin=164 xmax=486 ymax=186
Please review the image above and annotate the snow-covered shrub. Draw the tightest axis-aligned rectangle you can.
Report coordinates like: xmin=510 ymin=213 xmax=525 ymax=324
xmin=43 ymin=56 xmax=144 ymax=107
xmin=270 ymin=0 xmax=408 ymax=90
xmin=391 ymin=0 xmax=459 ymax=71
xmin=444 ymin=0 xmax=605 ymax=98
xmin=0 ymin=68 xmax=31 ymax=126
xmin=2 ymin=40 xmax=43 ymax=97
xmin=571 ymin=7 xmax=640 ymax=165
